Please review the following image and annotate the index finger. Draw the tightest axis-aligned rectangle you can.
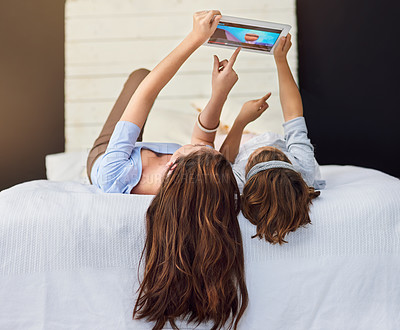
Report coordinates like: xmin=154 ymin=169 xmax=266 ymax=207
xmin=205 ymin=10 xmax=222 ymax=21
xmin=208 ymin=10 xmax=222 ymax=16
xmin=261 ymin=92 xmax=272 ymax=101
xmin=228 ymin=47 xmax=241 ymax=67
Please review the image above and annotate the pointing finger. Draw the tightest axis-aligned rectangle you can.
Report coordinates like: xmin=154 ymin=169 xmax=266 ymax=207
xmin=261 ymin=92 xmax=272 ymax=102
xmin=228 ymin=47 xmax=241 ymax=68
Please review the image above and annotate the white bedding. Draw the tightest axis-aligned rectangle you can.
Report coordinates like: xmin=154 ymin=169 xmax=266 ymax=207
xmin=1 ymin=165 xmax=399 ymax=329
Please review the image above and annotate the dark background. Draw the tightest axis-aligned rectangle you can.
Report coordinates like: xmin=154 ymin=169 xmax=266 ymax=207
xmin=297 ymin=0 xmax=400 ymax=178
xmin=0 ymin=0 xmax=65 ymax=191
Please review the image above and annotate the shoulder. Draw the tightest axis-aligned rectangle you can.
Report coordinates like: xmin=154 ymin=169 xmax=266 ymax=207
xmin=135 ymin=142 xmax=182 ymax=154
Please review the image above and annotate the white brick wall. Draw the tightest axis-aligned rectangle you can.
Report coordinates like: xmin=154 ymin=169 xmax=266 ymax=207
xmin=65 ymin=0 xmax=297 ymax=151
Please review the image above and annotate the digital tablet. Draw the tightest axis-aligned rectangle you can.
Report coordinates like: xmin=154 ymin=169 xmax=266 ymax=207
xmin=204 ymin=15 xmax=291 ymax=55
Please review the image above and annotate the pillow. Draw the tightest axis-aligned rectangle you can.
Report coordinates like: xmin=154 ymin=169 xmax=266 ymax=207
xmin=45 ymin=151 xmax=89 ymax=184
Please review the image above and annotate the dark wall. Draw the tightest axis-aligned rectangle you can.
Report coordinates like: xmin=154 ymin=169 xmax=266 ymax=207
xmin=297 ymin=0 xmax=399 ymax=177
xmin=0 ymin=0 xmax=65 ymax=191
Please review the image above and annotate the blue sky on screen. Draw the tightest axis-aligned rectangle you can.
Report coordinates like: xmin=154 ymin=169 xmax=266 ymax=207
xmin=217 ymin=25 xmax=280 ymax=46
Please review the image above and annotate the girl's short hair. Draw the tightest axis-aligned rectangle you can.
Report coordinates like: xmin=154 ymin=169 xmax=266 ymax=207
xmin=134 ymin=150 xmax=248 ymax=330
xmin=242 ymin=146 xmax=320 ymax=245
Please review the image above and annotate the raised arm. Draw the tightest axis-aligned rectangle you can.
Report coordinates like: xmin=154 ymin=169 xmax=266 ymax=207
xmin=120 ymin=10 xmax=222 ymax=128
xmin=273 ymin=33 xmax=303 ymax=121
xmin=219 ymin=93 xmax=271 ymax=162
xmin=191 ymin=47 xmax=241 ymax=147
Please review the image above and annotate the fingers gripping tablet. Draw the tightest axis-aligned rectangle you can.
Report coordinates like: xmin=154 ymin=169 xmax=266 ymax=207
xmin=204 ymin=15 xmax=291 ymax=55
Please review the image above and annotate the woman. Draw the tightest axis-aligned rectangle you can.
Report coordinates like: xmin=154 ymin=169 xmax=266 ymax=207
xmin=86 ymin=10 xmax=248 ymax=329
xmin=86 ymin=10 xmax=240 ymax=195
xmin=219 ymin=34 xmax=325 ymax=244
xmin=135 ymin=150 xmax=248 ymax=330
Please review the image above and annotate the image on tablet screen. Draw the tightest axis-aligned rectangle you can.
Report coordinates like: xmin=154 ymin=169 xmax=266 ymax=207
xmin=208 ymin=21 xmax=281 ymax=52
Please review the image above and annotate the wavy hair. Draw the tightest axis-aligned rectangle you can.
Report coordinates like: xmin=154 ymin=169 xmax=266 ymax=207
xmin=242 ymin=146 xmax=320 ymax=245
xmin=133 ymin=150 xmax=248 ymax=330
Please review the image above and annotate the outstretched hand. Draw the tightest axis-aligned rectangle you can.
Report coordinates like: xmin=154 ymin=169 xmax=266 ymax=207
xmin=191 ymin=10 xmax=222 ymax=45
xmin=212 ymin=47 xmax=241 ymax=98
xmin=236 ymin=92 xmax=272 ymax=125
xmin=274 ymin=33 xmax=292 ymax=62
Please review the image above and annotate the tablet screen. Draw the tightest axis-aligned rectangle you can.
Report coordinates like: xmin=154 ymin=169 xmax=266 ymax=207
xmin=208 ymin=21 xmax=282 ymax=52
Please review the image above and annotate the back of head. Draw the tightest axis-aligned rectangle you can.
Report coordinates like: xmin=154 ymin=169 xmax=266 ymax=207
xmin=133 ymin=150 xmax=248 ymax=330
xmin=242 ymin=147 xmax=320 ymax=245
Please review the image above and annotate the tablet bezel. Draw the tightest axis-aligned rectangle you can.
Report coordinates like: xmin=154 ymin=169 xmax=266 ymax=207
xmin=204 ymin=15 xmax=292 ymax=55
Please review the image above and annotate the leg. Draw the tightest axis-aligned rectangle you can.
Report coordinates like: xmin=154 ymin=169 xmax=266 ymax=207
xmin=86 ymin=68 xmax=151 ymax=182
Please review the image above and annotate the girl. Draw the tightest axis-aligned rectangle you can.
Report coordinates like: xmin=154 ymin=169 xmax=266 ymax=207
xmin=220 ymin=34 xmax=325 ymax=245
xmin=86 ymin=11 xmax=248 ymax=329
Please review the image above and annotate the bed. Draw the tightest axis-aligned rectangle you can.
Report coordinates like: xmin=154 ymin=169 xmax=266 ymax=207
xmin=1 ymin=162 xmax=399 ymax=329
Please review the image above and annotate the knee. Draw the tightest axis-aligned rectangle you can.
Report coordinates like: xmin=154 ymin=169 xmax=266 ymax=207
xmin=129 ymin=68 xmax=150 ymax=78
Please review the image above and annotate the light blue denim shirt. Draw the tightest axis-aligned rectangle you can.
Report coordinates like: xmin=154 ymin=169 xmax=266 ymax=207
xmin=91 ymin=121 xmax=181 ymax=194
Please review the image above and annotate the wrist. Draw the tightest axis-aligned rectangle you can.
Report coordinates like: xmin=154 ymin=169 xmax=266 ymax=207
xmin=233 ymin=116 xmax=248 ymax=130
xmin=210 ymin=91 xmax=228 ymax=103
xmin=187 ymin=31 xmax=206 ymax=48
xmin=274 ymin=57 xmax=288 ymax=66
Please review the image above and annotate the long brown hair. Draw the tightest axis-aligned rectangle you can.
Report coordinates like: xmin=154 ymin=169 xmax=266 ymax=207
xmin=133 ymin=150 xmax=248 ymax=330
xmin=242 ymin=146 xmax=320 ymax=245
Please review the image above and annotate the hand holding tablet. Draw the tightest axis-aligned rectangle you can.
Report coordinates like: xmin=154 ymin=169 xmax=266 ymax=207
xmin=191 ymin=10 xmax=222 ymax=45
xmin=273 ymin=33 xmax=292 ymax=62
xmin=204 ymin=15 xmax=291 ymax=55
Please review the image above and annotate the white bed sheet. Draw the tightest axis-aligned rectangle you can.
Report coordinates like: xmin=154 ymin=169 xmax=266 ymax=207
xmin=0 ymin=165 xmax=399 ymax=329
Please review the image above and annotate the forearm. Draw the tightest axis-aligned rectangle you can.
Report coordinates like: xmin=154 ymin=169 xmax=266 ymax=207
xmin=219 ymin=118 xmax=246 ymax=163
xmin=191 ymin=93 xmax=227 ymax=147
xmin=120 ymin=32 xmax=202 ymax=128
xmin=275 ymin=59 xmax=303 ymax=122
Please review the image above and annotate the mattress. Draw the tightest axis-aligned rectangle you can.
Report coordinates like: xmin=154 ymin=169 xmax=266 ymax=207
xmin=0 ymin=165 xmax=399 ymax=329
